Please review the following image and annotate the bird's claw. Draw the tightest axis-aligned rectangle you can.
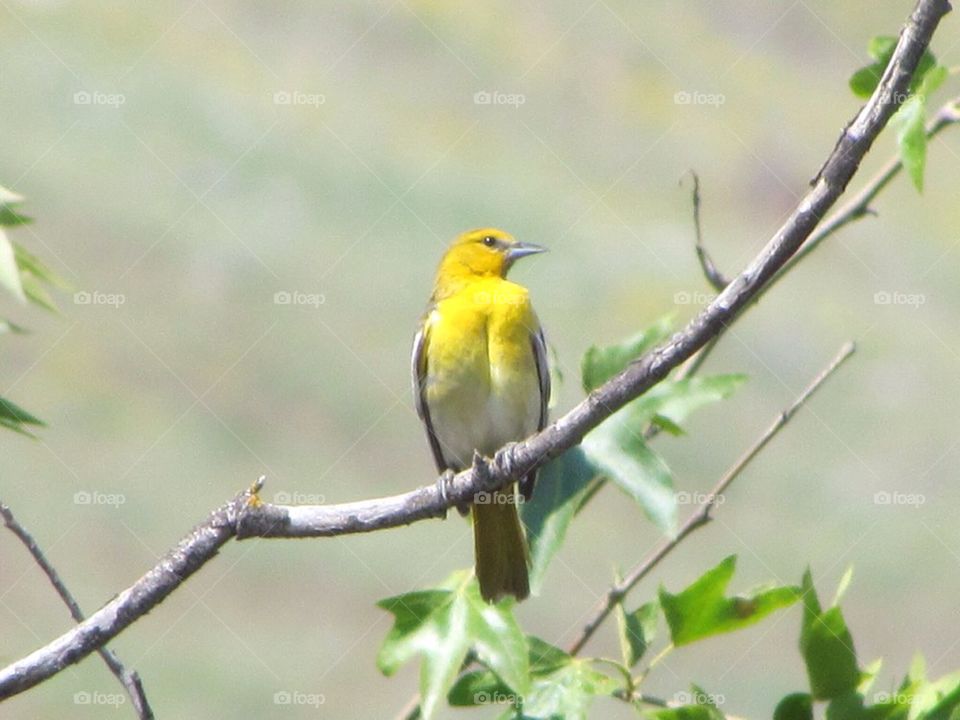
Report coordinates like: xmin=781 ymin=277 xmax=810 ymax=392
xmin=436 ymin=469 xmax=456 ymax=519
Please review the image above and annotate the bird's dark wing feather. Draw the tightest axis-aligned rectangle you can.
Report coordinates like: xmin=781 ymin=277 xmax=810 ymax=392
xmin=411 ymin=314 xmax=448 ymax=474
xmin=520 ymin=325 xmax=551 ymax=500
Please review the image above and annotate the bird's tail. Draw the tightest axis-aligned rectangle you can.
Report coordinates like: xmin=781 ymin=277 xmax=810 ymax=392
xmin=473 ymin=488 xmax=530 ymax=602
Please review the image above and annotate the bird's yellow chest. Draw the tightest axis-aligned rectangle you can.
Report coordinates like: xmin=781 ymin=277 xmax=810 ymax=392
xmin=424 ymin=279 xmax=541 ymax=468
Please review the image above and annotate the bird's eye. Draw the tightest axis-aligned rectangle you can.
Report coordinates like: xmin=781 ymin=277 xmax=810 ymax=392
xmin=482 ymin=236 xmax=496 ymax=247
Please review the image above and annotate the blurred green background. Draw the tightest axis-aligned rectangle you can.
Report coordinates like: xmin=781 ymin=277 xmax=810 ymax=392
xmin=2 ymin=1 xmax=959 ymax=717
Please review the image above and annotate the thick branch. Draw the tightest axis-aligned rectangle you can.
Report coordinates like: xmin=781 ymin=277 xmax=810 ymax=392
xmin=0 ymin=503 xmax=154 ymax=719
xmin=0 ymin=0 xmax=951 ymax=704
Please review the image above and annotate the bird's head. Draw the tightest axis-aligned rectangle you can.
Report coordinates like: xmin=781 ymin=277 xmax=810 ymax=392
xmin=435 ymin=228 xmax=546 ymax=288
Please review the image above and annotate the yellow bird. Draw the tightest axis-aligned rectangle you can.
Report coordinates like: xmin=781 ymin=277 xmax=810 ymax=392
xmin=412 ymin=228 xmax=549 ymax=602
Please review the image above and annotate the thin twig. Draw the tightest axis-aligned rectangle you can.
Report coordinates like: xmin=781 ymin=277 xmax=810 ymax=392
xmin=0 ymin=503 xmax=154 ymax=720
xmin=566 ymin=341 xmax=856 ymax=655
xmin=680 ymin=93 xmax=960 ymax=379
xmin=685 ymin=171 xmax=729 ymax=291
xmin=0 ymin=0 xmax=950 ymax=705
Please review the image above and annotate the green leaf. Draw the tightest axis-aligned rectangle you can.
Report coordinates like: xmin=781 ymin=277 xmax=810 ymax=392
xmin=659 ymin=555 xmax=801 ymax=646
xmin=867 ymin=36 xmax=897 ymax=62
xmin=833 ymin=566 xmax=855 ymax=607
xmin=0 ymin=319 xmax=28 ymax=335
xmin=446 ymin=670 xmax=514 ymax=707
xmin=651 ymin=414 xmax=685 ymax=436
xmin=775 ymin=693 xmax=814 ymax=720
xmin=20 ymin=272 xmax=60 ymax=313
xmin=0 ymin=185 xmax=24 ymax=206
xmin=521 ymin=447 xmax=598 ymax=593
xmin=849 ymin=36 xmax=938 ymax=98
xmin=15 ymin=243 xmax=69 ymax=290
xmin=898 ymin=667 xmax=960 ymax=720
xmin=377 ymin=573 xmax=528 ymax=720
xmin=0 ymin=227 xmax=26 ymax=304
xmin=582 ymin=405 xmax=676 ymax=534
xmin=522 ymin=657 xmax=619 ymax=720
xmin=616 ymin=599 xmax=659 ymax=667
xmin=0 ymin=206 xmax=32 ymax=226
xmin=895 ymin=95 xmax=929 ymax=192
xmin=631 ymin=374 xmax=747 ymax=429
xmin=649 ymin=703 xmax=725 ymax=720
xmin=799 ymin=569 xmax=860 ymax=700
xmin=527 ymin=636 xmax=573 ymax=676
xmin=0 ymin=395 xmax=45 ymax=437
xmin=581 ymin=315 xmax=673 ymax=392
xmin=581 ymin=373 xmax=744 ymax=532
xmin=449 ymin=637 xmax=618 ymax=719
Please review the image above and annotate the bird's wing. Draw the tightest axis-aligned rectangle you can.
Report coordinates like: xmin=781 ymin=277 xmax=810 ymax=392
xmin=533 ymin=326 xmax=550 ymax=432
xmin=520 ymin=324 xmax=551 ymax=500
xmin=411 ymin=311 xmax=448 ymax=473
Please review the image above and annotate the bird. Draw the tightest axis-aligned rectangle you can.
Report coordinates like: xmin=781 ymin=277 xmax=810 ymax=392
xmin=412 ymin=228 xmax=549 ymax=602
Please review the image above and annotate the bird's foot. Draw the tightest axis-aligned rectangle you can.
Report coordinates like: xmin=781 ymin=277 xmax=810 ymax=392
xmin=436 ymin=469 xmax=456 ymax=519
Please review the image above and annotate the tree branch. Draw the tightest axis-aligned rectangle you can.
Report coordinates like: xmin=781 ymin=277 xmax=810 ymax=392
xmin=566 ymin=341 xmax=856 ymax=656
xmin=678 ymin=92 xmax=960 ymax=378
xmin=0 ymin=0 xmax=951 ymax=705
xmin=0 ymin=503 xmax=154 ymax=719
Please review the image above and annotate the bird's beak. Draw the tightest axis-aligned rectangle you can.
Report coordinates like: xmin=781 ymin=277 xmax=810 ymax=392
xmin=505 ymin=242 xmax=547 ymax=265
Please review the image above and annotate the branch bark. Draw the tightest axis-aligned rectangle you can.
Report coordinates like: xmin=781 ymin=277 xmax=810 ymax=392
xmin=0 ymin=503 xmax=154 ymax=719
xmin=0 ymin=0 xmax=951 ymax=705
